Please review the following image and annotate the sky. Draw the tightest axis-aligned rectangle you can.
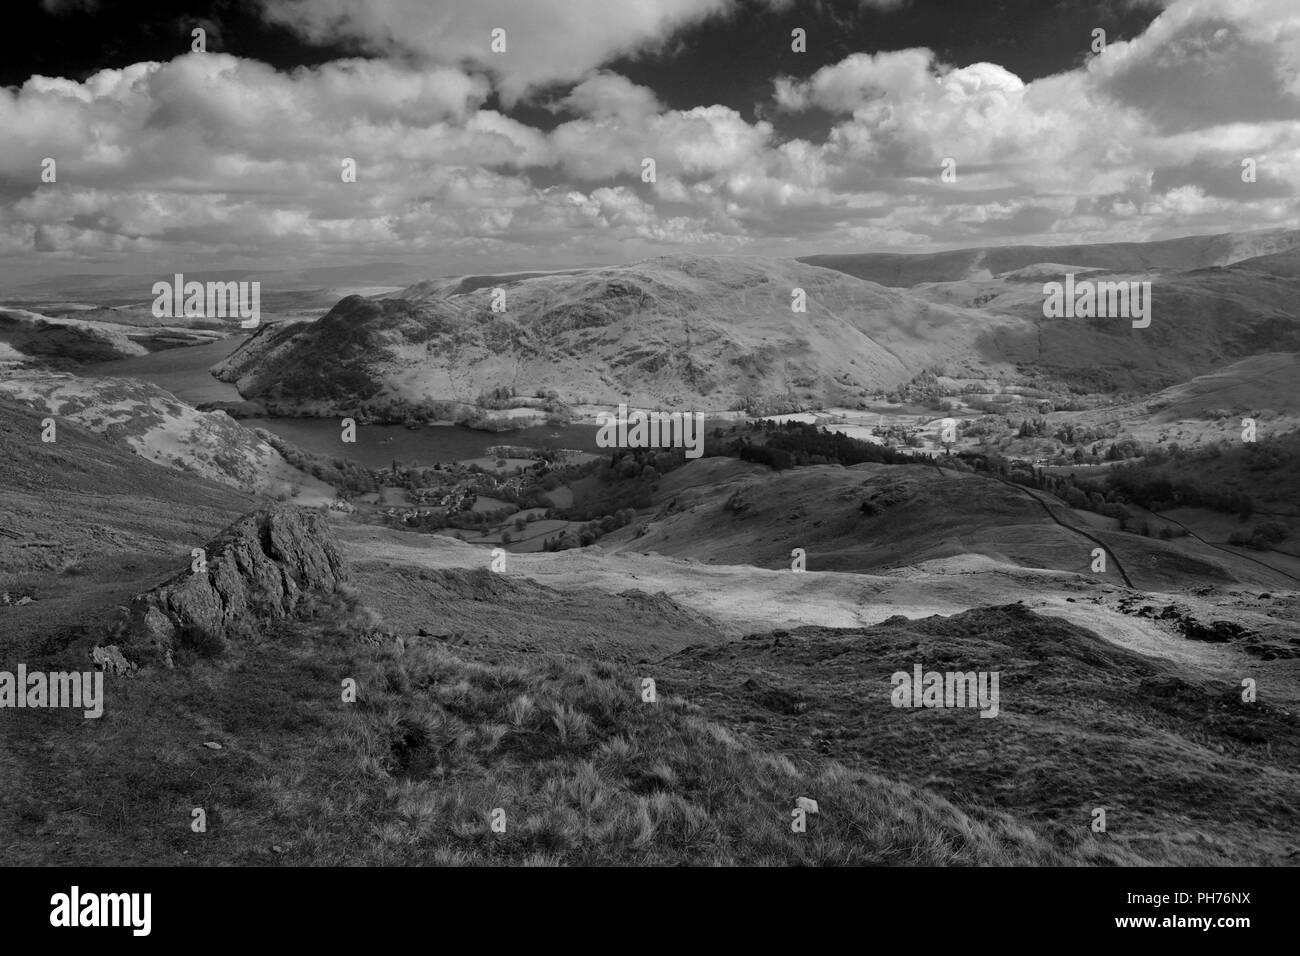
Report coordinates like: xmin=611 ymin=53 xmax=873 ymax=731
xmin=0 ymin=0 xmax=1297 ymax=281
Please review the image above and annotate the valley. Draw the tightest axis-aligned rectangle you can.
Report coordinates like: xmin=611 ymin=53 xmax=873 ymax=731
xmin=3 ymin=229 xmax=1299 ymax=867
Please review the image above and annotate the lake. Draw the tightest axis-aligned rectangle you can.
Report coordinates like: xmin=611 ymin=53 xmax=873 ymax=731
xmin=87 ymin=335 xmax=247 ymax=405
xmin=85 ymin=336 xmax=601 ymax=466
xmin=241 ymin=417 xmax=602 ymax=468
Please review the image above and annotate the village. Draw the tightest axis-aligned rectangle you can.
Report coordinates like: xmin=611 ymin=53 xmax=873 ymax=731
xmin=346 ymin=443 xmax=622 ymax=553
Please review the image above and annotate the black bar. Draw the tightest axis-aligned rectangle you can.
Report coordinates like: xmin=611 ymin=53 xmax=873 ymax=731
xmin=3 ymin=865 xmax=1283 ymax=943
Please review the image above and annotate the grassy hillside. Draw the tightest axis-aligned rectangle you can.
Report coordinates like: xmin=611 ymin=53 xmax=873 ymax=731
xmin=4 ymin=564 xmax=1293 ymax=865
xmin=1071 ymin=353 xmax=1300 ymax=451
xmin=594 ymin=455 xmax=1253 ymax=590
xmin=212 ymin=242 xmax=1300 ymax=419
xmin=907 ymin=257 xmax=1300 ymax=394
xmin=0 ymin=396 xmax=254 ymax=557
xmin=657 ymin=604 xmax=1300 ymax=865
xmin=0 ymin=396 xmax=256 ymax=653
xmin=0 ymin=372 xmax=333 ymax=501
xmin=214 ymin=255 xmax=1028 ymax=415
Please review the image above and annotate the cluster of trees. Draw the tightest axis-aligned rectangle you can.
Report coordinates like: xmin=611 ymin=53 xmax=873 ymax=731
xmin=340 ymin=391 xmax=571 ymax=429
xmin=545 ymin=450 xmax=673 ymax=520
xmin=594 ymin=447 xmax=683 ymax=485
xmin=398 ymin=505 xmax=517 ymax=533
xmin=1052 ymin=421 xmax=1118 ymax=444
xmin=957 ymin=416 xmax=1003 ymax=439
xmin=954 ymin=449 xmax=1260 ymax=524
xmin=476 ymin=385 xmax=518 ymax=408
xmin=392 ymin=463 xmax=550 ymax=510
xmin=1015 ymin=418 xmax=1050 ymax=439
xmin=872 ymin=424 xmax=924 ymax=447
xmin=727 ymin=421 xmax=926 ymax=470
xmin=1098 ymin=439 xmax=1144 ymax=461
xmin=460 ymin=410 xmax=525 ymax=432
xmin=347 ymin=396 xmax=468 ymax=427
xmin=1012 ymin=418 xmax=1122 ymax=447
xmin=1228 ymin=521 xmax=1290 ymax=550
xmin=1053 ymin=483 xmax=1135 ymax=526
xmin=965 ymin=395 xmax=1064 ymax=415
xmin=736 ymin=396 xmax=810 ymax=417
xmin=541 ymin=509 xmax=638 ymax=551
xmin=1103 ymin=463 xmax=1257 ymax=518
xmin=885 ymin=369 xmax=943 ymax=405
xmin=956 ymin=415 xmax=1141 ymax=462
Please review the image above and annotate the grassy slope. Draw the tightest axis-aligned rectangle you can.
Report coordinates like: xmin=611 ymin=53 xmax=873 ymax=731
xmin=0 ymin=585 xmax=1118 ymax=866
xmin=1061 ymin=353 xmax=1300 ymax=446
xmin=946 ymin=263 xmax=1300 ymax=394
xmin=0 ymin=373 xmax=335 ymax=500
xmin=599 ymin=456 xmax=1254 ymax=590
xmin=657 ymin=604 xmax=1300 ymax=866
xmin=0 ymin=395 xmax=257 ymax=660
xmin=5 ymin=578 xmax=1294 ymax=865
xmin=214 ymin=255 xmax=1023 ymax=412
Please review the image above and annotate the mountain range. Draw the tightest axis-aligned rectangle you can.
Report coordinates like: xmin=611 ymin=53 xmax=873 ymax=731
xmin=205 ymin=230 xmax=1300 ymax=416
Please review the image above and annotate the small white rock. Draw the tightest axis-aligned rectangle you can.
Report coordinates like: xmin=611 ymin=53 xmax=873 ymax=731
xmin=795 ymin=796 xmax=819 ymax=814
xmin=202 ymin=741 xmax=223 ymax=750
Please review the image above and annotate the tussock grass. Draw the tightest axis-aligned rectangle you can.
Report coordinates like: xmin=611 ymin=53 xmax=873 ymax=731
xmin=329 ymin=641 xmax=1138 ymax=865
xmin=3 ymin=591 xmax=1266 ymax=866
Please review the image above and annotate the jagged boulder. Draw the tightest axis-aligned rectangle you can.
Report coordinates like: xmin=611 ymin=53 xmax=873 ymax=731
xmin=103 ymin=507 xmax=347 ymax=666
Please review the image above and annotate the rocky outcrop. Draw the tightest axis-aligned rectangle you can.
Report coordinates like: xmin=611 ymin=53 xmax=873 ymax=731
xmin=91 ymin=643 xmax=136 ymax=676
xmin=103 ymin=507 xmax=346 ymax=667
